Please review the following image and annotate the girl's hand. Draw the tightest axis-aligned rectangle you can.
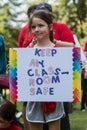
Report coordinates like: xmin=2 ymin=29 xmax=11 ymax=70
xmin=54 ymin=39 xmax=75 ymax=47
xmin=28 ymin=38 xmax=37 ymax=47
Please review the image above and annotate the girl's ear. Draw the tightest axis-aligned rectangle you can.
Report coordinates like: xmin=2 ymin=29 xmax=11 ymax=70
xmin=49 ymin=24 xmax=53 ymax=31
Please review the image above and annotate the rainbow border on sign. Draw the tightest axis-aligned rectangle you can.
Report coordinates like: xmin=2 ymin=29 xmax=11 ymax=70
xmin=9 ymin=48 xmax=17 ymax=102
xmin=72 ymin=48 xmax=81 ymax=102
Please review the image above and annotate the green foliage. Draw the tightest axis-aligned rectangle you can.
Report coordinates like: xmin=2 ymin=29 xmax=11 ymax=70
xmin=76 ymin=0 xmax=87 ymax=22
xmin=0 ymin=0 xmax=22 ymax=56
xmin=0 ymin=24 xmax=20 ymax=55
xmin=54 ymin=0 xmax=87 ymax=45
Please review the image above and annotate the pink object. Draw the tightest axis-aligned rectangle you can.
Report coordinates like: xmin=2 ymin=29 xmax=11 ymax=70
xmin=0 ymin=75 xmax=9 ymax=88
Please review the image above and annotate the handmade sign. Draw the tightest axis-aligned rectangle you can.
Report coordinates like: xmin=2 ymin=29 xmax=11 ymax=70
xmin=9 ymin=47 xmax=81 ymax=102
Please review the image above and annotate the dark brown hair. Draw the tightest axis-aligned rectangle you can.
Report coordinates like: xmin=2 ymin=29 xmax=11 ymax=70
xmin=0 ymin=100 xmax=17 ymax=124
xmin=27 ymin=5 xmax=37 ymax=18
xmin=29 ymin=10 xmax=54 ymax=42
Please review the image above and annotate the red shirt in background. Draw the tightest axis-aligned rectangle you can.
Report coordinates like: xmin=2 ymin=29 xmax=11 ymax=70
xmin=0 ymin=124 xmax=21 ymax=130
xmin=84 ymin=41 xmax=87 ymax=51
xmin=18 ymin=22 xmax=74 ymax=48
xmin=18 ymin=23 xmax=33 ymax=48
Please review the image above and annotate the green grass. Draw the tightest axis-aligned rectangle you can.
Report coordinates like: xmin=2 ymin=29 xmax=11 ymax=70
xmin=69 ymin=103 xmax=87 ymax=130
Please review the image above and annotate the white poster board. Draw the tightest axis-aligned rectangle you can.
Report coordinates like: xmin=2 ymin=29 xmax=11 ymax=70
xmin=9 ymin=48 xmax=81 ymax=102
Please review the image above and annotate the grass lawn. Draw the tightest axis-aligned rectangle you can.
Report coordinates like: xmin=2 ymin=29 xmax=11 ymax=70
xmin=16 ymin=102 xmax=87 ymax=130
xmin=69 ymin=102 xmax=87 ymax=130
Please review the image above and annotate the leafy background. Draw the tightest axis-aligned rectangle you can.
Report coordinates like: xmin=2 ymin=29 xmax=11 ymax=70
xmin=0 ymin=0 xmax=87 ymax=56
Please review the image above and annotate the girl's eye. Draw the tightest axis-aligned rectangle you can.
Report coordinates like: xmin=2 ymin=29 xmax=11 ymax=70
xmin=31 ymin=25 xmax=35 ymax=29
xmin=39 ymin=24 xmax=44 ymax=27
xmin=31 ymin=24 xmax=44 ymax=29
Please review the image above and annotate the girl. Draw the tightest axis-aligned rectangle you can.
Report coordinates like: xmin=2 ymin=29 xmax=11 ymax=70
xmin=0 ymin=100 xmax=21 ymax=130
xmin=26 ymin=10 xmax=64 ymax=130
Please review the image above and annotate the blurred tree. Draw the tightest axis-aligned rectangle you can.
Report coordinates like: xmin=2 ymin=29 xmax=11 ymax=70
xmin=0 ymin=0 xmax=26 ymax=56
xmin=76 ymin=0 xmax=87 ymax=39
xmin=53 ymin=0 xmax=87 ymax=44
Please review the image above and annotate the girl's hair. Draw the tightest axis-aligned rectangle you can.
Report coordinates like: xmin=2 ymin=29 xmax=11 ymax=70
xmin=27 ymin=5 xmax=37 ymax=18
xmin=0 ymin=100 xmax=17 ymax=124
xmin=29 ymin=10 xmax=54 ymax=42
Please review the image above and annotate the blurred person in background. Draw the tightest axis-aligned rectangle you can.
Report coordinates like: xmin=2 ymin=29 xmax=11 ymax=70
xmin=0 ymin=34 xmax=6 ymax=75
xmin=0 ymin=100 xmax=21 ymax=130
xmin=18 ymin=5 xmax=37 ymax=48
xmin=0 ymin=34 xmax=7 ymax=94
xmin=81 ymin=41 xmax=87 ymax=112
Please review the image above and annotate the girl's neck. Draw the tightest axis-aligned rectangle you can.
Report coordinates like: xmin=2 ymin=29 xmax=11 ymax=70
xmin=34 ymin=39 xmax=54 ymax=47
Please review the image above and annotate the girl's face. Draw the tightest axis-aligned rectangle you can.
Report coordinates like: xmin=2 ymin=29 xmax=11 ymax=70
xmin=31 ymin=17 xmax=52 ymax=41
xmin=0 ymin=116 xmax=11 ymax=128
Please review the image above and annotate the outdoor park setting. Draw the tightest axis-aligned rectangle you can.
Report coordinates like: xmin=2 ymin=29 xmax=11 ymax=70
xmin=0 ymin=0 xmax=87 ymax=130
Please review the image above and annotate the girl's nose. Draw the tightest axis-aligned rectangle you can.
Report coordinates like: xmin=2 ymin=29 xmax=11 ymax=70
xmin=35 ymin=26 xmax=39 ymax=31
